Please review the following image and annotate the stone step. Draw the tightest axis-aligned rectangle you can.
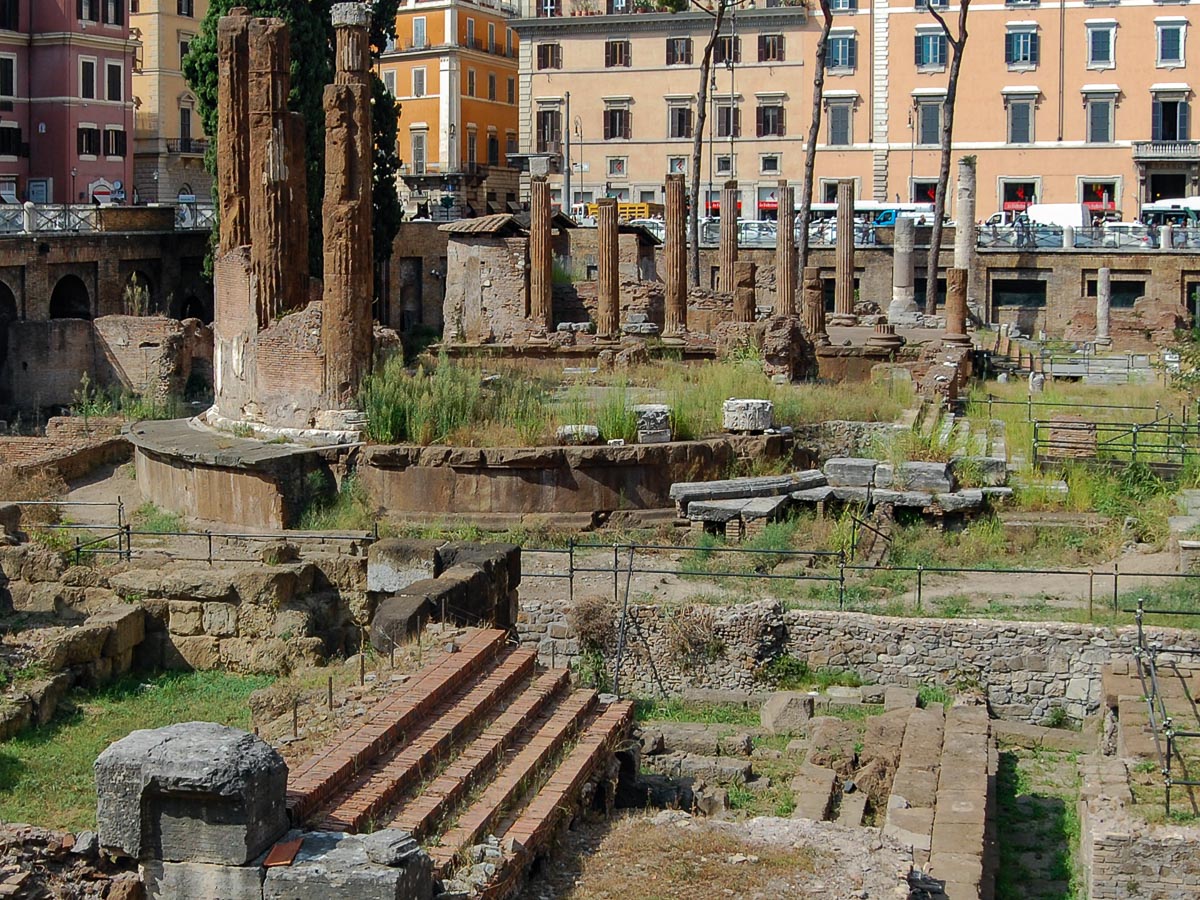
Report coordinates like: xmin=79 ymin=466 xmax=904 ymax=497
xmin=789 ymin=763 xmax=837 ymax=822
xmin=287 ymin=628 xmax=509 ymax=823
xmin=951 ymin=419 xmax=971 ymax=455
xmin=835 ymin=788 xmax=868 ymax=826
xmin=315 ymin=647 xmax=538 ymax=832
xmin=489 ymin=701 xmax=636 ymax=896
xmin=428 ymin=689 xmax=600 ymax=875
xmin=927 ymin=706 xmax=993 ymax=900
xmin=385 ymin=669 xmax=571 ymax=841
xmin=1116 ymin=696 xmax=1162 ymax=760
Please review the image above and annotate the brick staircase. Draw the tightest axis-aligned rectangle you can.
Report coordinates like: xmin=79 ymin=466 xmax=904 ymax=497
xmin=287 ymin=628 xmax=635 ymax=899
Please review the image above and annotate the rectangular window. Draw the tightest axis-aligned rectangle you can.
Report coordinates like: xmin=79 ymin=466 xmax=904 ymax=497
xmin=0 ymin=57 xmax=13 ymax=97
xmin=0 ymin=126 xmax=20 ymax=157
xmin=180 ymin=106 xmax=192 ymax=141
xmin=912 ymin=179 xmax=939 ymax=204
xmin=830 ymin=0 xmax=857 ymax=10
xmin=467 ymin=69 xmax=476 ymax=97
xmin=608 ymin=157 xmax=626 ymax=177
xmin=466 ymin=18 xmax=475 ymax=48
xmin=506 ymin=132 xmax=518 ymax=155
xmin=383 ymin=69 xmax=396 ymax=95
xmin=104 ymin=128 xmax=126 ymax=157
xmin=177 ymin=0 xmax=194 ymax=16
xmin=413 ymin=17 xmax=426 ymax=49
xmin=0 ymin=0 xmax=19 ymax=30
xmin=605 ymin=40 xmax=631 ymax=67
xmin=828 ymin=103 xmax=852 ymax=145
xmin=487 ymin=134 xmax=500 ymax=166
xmin=666 ymin=37 xmax=692 ymax=65
xmin=536 ymin=43 xmax=562 ymax=70
xmin=77 ymin=126 xmax=101 ymax=157
xmin=179 ymin=38 xmax=191 ymax=65
xmin=78 ymin=0 xmax=99 ymax=22
xmin=539 ymin=0 xmax=562 ymax=16
xmin=1007 ymin=99 xmax=1033 ymax=143
xmin=467 ymin=131 xmax=476 ymax=167
xmin=507 ymin=29 xmax=514 ymax=56
xmin=411 ymin=132 xmax=426 ymax=175
xmin=761 ymin=154 xmax=780 ymax=173
xmin=1153 ymin=98 xmax=1190 ymax=142
xmin=1087 ymin=26 xmax=1113 ymax=67
xmin=1005 ymin=30 xmax=1039 ymax=67
xmin=413 ymin=67 xmax=426 ymax=97
xmin=106 ymin=62 xmax=122 ymax=102
xmin=668 ymin=156 xmax=687 ymax=174
xmin=536 ymin=108 xmax=562 ymax=152
xmin=488 ymin=73 xmax=496 ymax=101
xmin=604 ymin=107 xmax=631 ymax=140
xmin=914 ymin=0 xmax=947 ymax=7
xmin=759 ymin=34 xmax=784 ymax=62
xmin=716 ymin=155 xmax=733 ymax=176
xmin=1087 ymin=98 xmax=1113 ymax=143
xmin=714 ymin=35 xmax=741 ymax=65
xmin=80 ymin=59 xmax=96 ymax=100
xmin=756 ymin=104 xmax=785 ymax=137
xmin=716 ymin=105 xmax=740 ymax=138
xmin=917 ymin=100 xmax=942 ymax=145
xmin=915 ymin=32 xmax=946 ymax=67
xmin=507 ymin=77 xmax=515 ymax=104
xmin=1158 ymin=24 xmax=1185 ymax=66
xmin=488 ymin=23 xmax=496 ymax=53
xmin=668 ymin=105 xmax=693 ymax=139
xmin=827 ymin=35 xmax=857 ymax=69
xmin=102 ymin=0 xmax=122 ymax=25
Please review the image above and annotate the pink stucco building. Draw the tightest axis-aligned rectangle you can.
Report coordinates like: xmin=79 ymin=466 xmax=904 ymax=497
xmin=0 ymin=0 xmax=138 ymax=204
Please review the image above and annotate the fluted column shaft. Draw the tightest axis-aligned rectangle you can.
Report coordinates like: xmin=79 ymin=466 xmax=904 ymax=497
xmin=802 ymin=266 xmax=828 ymax=346
xmin=529 ymin=176 xmax=553 ymax=331
xmin=718 ymin=179 xmax=738 ymax=295
xmin=775 ymin=181 xmax=796 ymax=316
xmin=217 ymin=10 xmax=250 ymax=255
xmin=664 ymin=173 xmax=687 ymax=336
xmin=834 ymin=179 xmax=855 ymax=317
xmin=596 ymin=198 xmax=619 ymax=338
xmin=943 ymin=267 xmax=970 ymax=347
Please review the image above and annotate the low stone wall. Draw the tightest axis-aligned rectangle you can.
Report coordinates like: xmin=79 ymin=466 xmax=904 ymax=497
xmin=1079 ymin=756 xmax=1200 ymax=899
xmin=517 ymin=599 xmax=1200 ymax=722
xmin=360 ymin=434 xmax=808 ymax=521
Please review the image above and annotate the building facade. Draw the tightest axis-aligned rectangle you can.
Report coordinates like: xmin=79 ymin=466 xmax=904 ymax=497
xmin=0 ymin=1 xmax=138 ymax=204
xmin=515 ymin=0 xmax=1200 ymax=220
xmin=378 ymin=0 xmax=523 ymax=216
xmin=131 ymin=0 xmax=211 ymax=205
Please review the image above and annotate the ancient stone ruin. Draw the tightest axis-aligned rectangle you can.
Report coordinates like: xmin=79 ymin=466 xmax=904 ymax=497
xmin=203 ymin=4 xmax=374 ymax=441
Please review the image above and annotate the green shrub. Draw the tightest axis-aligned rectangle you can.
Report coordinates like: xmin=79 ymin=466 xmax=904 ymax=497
xmin=758 ymin=653 xmax=810 ymax=689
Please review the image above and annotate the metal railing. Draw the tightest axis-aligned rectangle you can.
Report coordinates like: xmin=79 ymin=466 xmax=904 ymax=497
xmin=174 ymin=202 xmax=215 ymax=230
xmin=1032 ymin=415 xmax=1200 ymax=469
xmin=961 ymin=392 xmax=1188 ymax=425
xmin=1131 ymin=598 xmax=1200 ymax=817
xmin=166 ymin=138 xmax=208 ymax=155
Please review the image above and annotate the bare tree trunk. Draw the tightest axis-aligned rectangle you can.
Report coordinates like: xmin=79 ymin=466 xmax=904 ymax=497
xmin=797 ymin=0 xmax=833 ymax=274
xmin=923 ymin=0 xmax=970 ymax=315
xmin=688 ymin=3 xmax=728 ymax=287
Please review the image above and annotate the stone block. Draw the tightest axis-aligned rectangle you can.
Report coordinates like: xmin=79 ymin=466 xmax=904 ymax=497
xmin=823 ymin=458 xmax=878 ymax=487
xmin=637 ymin=429 xmax=672 ymax=444
xmin=896 ymin=461 xmax=953 ymax=492
xmin=643 ymin=753 xmax=753 ymax=785
xmin=687 ymin=499 xmax=749 ymax=524
xmin=884 ymin=686 xmax=920 ymax=710
xmin=883 ymin=806 xmax=935 ymax=851
xmin=168 ymin=601 xmax=204 ymax=636
xmin=670 ymin=473 xmax=817 ymax=514
xmin=203 ymin=602 xmax=239 ymax=637
xmin=370 ymin=594 xmax=429 ymax=652
xmin=40 ymin=622 xmax=112 ymax=670
xmin=555 ymin=425 xmax=601 ymax=445
xmin=95 ymin=722 xmax=288 ymax=865
xmin=91 ymin=606 xmax=146 ymax=658
xmin=108 ymin=567 xmax=234 ymax=603
xmin=760 ymin=691 xmax=816 ymax=735
xmin=263 ymin=830 xmax=433 ymax=900
xmin=633 ymin=404 xmax=671 ymax=435
xmin=232 ymin=567 xmax=308 ymax=607
xmin=873 ymin=463 xmax=894 ymax=488
xmin=722 ymin=399 xmax=773 ymax=433
xmin=789 ymin=763 xmax=836 ymax=822
xmin=366 ymin=539 xmax=436 ymax=593
xmin=933 ymin=489 xmax=984 ymax=513
xmin=141 ymin=858 xmax=265 ymax=900
xmin=950 ymin=456 xmax=1008 ymax=487
xmin=166 ymin=636 xmax=221 ymax=671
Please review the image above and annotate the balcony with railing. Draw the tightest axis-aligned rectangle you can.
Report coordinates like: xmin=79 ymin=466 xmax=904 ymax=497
xmin=167 ymin=138 xmax=208 ymax=156
xmin=1132 ymin=140 xmax=1200 ymax=160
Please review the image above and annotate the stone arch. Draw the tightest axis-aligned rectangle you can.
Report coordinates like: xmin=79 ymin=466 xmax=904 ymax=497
xmin=180 ymin=293 xmax=211 ymax=322
xmin=177 ymin=183 xmax=193 ymax=200
xmin=49 ymin=274 xmax=92 ymax=319
xmin=123 ymin=269 xmax=157 ymax=315
xmin=0 ymin=280 xmax=16 ymax=369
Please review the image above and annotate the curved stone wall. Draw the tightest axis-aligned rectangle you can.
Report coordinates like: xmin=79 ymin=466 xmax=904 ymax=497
xmin=360 ymin=434 xmax=809 ymax=520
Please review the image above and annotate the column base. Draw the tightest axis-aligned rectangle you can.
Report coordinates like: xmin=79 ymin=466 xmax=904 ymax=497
xmin=1094 ymin=337 xmax=1113 ymax=348
xmin=941 ymin=333 xmax=972 ymax=349
xmin=827 ymin=314 xmax=858 ymax=327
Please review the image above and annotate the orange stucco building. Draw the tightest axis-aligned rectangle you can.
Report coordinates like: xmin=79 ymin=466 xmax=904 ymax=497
xmin=379 ymin=0 xmax=522 ymax=215
xmin=515 ymin=0 xmax=1200 ymax=220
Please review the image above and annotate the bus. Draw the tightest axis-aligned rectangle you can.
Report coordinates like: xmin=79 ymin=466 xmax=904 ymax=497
xmin=1140 ymin=197 xmax=1200 ymax=227
xmin=796 ymin=200 xmax=936 ymax=226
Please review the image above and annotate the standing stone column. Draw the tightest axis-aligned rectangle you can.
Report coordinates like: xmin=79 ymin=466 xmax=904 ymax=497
xmin=953 ymin=158 xmax=977 ymax=274
xmin=286 ymin=110 xmax=309 ymax=309
xmin=833 ymin=179 xmax=856 ymax=321
xmin=322 ymin=2 xmax=374 ymax=406
xmin=943 ymin=267 xmax=970 ymax=348
xmin=718 ymin=180 xmax=738 ymax=294
xmin=733 ymin=261 xmax=756 ymax=323
xmin=802 ymin=266 xmax=829 ymax=346
xmin=889 ymin=216 xmax=917 ymax=323
xmin=776 ymin=181 xmax=796 ymax=316
xmin=247 ymin=17 xmax=294 ymax=326
xmin=596 ymin=198 xmax=619 ymax=338
xmin=529 ymin=175 xmax=553 ymax=333
xmin=1096 ymin=266 xmax=1112 ymax=347
xmin=664 ymin=173 xmax=687 ymax=337
xmin=217 ymin=9 xmax=251 ymax=254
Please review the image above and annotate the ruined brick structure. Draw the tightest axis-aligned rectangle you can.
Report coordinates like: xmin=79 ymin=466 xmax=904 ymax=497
xmin=206 ymin=5 xmax=374 ymax=438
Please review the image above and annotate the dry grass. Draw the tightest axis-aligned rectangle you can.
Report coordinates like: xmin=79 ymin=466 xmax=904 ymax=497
xmin=546 ymin=816 xmax=816 ymax=900
xmin=0 ymin=466 xmax=66 ymax=525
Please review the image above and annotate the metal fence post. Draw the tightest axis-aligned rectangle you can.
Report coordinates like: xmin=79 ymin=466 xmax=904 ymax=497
xmin=612 ymin=543 xmax=619 ymax=607
xmin=206 ymin=530 xmax=213 ymax=566
xmin=916 ymin=565 xmax=924 ymax=612
xmin=1112 ymin=562 xmax=1119 ymax=611
xmin=568 ymin=537 xmax=575 ymax=605
xmin=838 ymin=562 xmax=845 ymax=610
xmin=1131 ymin=425 xmax=1139 ymax=463
xmin=1088 ymin=568 xmax=1094 ymax=622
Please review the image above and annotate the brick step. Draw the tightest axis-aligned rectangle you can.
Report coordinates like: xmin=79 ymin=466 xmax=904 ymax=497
xmin=386 ymin=669 xmax=571 ymax=841
xmin=287 ymin=628 xmax=508 ymax=823
xmin=428 ymin=689 xmax=599 ymax=876
xmin=489 ymin=701 xmax=635 ymax=891
xmin=316 ymin=647 xmax=538 ymax=832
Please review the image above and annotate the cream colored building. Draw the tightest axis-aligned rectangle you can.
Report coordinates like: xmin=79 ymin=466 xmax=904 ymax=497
xmin=131 ymin=0 xmax=211 ymax=204
xmin=515 ymin=0 xmax=1200 ymax=220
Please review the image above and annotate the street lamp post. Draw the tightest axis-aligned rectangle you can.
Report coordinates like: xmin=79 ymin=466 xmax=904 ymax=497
xmin=574 ymin=116 xmax=585 ymax=213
